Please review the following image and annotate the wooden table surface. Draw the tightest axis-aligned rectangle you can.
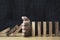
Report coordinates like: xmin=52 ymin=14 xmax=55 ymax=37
xmin=0 ymin=37 xmax=60 ymax=40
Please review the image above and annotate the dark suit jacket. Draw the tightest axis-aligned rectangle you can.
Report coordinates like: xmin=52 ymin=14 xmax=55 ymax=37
xmin=0 ymin=0 xmax=60 ymax=31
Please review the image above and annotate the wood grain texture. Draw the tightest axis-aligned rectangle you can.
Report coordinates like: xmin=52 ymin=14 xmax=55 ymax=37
xmin=37 ymin=22 xmax=41 ymax=36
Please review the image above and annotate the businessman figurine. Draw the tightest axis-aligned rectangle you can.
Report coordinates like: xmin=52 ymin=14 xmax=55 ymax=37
xmin=21 ymin=16 xmax=32 ymax=37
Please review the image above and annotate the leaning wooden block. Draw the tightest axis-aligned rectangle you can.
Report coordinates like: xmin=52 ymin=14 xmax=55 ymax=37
xmin=13 ymin=25 xmax=22 ymax=36
xmin=7 ymin=25 xmax=19 ymax=36
xmin=0 ymin=32 xmax=7 ymax=37
xmin=1 ymin=28 xmax=10 ymax=33
xmin=9 ymin=33 xmax=22 ymax=37
xmin=0 ymin=28 xmax=10 ymax=37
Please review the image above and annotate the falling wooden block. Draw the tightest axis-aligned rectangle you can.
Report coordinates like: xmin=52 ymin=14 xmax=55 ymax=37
xmin=0 ymin=33 xmax=7 ymax=37
xmin=43 ymin=22 xmax=47 ymax=37
xmin=1 ymin=28 xmax=10 ymax=33
xmin=9 ymin=24 xmax=22 ymax=37
xmin=37 ymin=22 xmax=41 ymax=36
xmin=7 ymin=25 xmax=19 ymax=36
xmin=13 ymin=25 xmax=22 ymax=34
xmin=55 ymin=22 xmax=59 ymax=36
xmin=32 ymin=21 xmax=35 ymax=37
xmin=49 ymin=21 xmax=52 ymax=36
xmin=9 ymin=33 xmax=22 ymax=37
xmin=8 ymin=25 xmax=19 ymax=34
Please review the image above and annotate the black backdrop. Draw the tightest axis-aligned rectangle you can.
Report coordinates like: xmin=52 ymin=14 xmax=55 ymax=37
xmin=0 ymin=0 xmax=60 ymax=31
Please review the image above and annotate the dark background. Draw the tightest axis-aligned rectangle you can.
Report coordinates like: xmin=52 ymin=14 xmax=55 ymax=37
xmin=0 ymin=0 xmax=60 ymax=32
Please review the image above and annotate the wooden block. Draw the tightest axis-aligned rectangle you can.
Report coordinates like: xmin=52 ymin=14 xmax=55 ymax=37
xmin=0 ymin=33 xmax=7 ymax=37
xmin=55 ymin=22 xmax=59 ymax=36
xmin=37 ymin=22 xmax=41 ymax=36
xmin=49 ymin=21 xmax=52 ymax=36
xmin=9 ymin=33 xmax=22 ymax=37
xmin=14 ymin=25 xmax=22 ymax=34
xmin=1 ymin=28 xmax=10 ymax=33
xmin=32 ymin=21 xmax=35 ymax=37
xmin=58 ymin=31 xmax=60 ymax=36
xmin=8 ymin=25 xmax=19 ymax=34
xmin=13 ymin=25 xmax=22 ymax=36
xmin=43 ymin=22 xmax=47 ymax=37
xmin=7 ymin=25 xmax=19 ymax=36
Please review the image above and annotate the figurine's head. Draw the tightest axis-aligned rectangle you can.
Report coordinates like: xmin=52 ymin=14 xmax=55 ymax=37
xmin=21 ymin=16 xmax=29 ymax=21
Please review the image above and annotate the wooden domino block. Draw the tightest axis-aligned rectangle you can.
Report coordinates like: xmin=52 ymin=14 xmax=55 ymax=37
xmin=7 ymin=25 xmax=19 ymax=36
xmin=9 ymin=33 xmax=22 ymax=37
xmin=37 ymin=22 xmax=41 ymax=36
xmin=32 ymin=21 xmax=35 ymax=37
xmin=12 ymin=26 xmax=22 ymax=37
xmin=49 ymin=21 xmax=52 ymax=36
xmin=8 ymin=25 xmax=19 ymax=34
xmin=43 ymin=22 xmax=47 ymax=37
xmin=1 ymin=28 xmax=10 ymax=33
xmin=55 ymin=22 xmax=59 ymax=36
xmin=0 ymin=33 xmax=7 ymax=37
xmin=14 ymin=25 xmax=22 ymax=34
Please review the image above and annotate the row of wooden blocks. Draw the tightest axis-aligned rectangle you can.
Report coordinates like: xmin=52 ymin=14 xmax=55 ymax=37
xmin=0 ymin=21 xmax=60 ymax=37
xmin=31 ymin=21 xmax=60 ymax=37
